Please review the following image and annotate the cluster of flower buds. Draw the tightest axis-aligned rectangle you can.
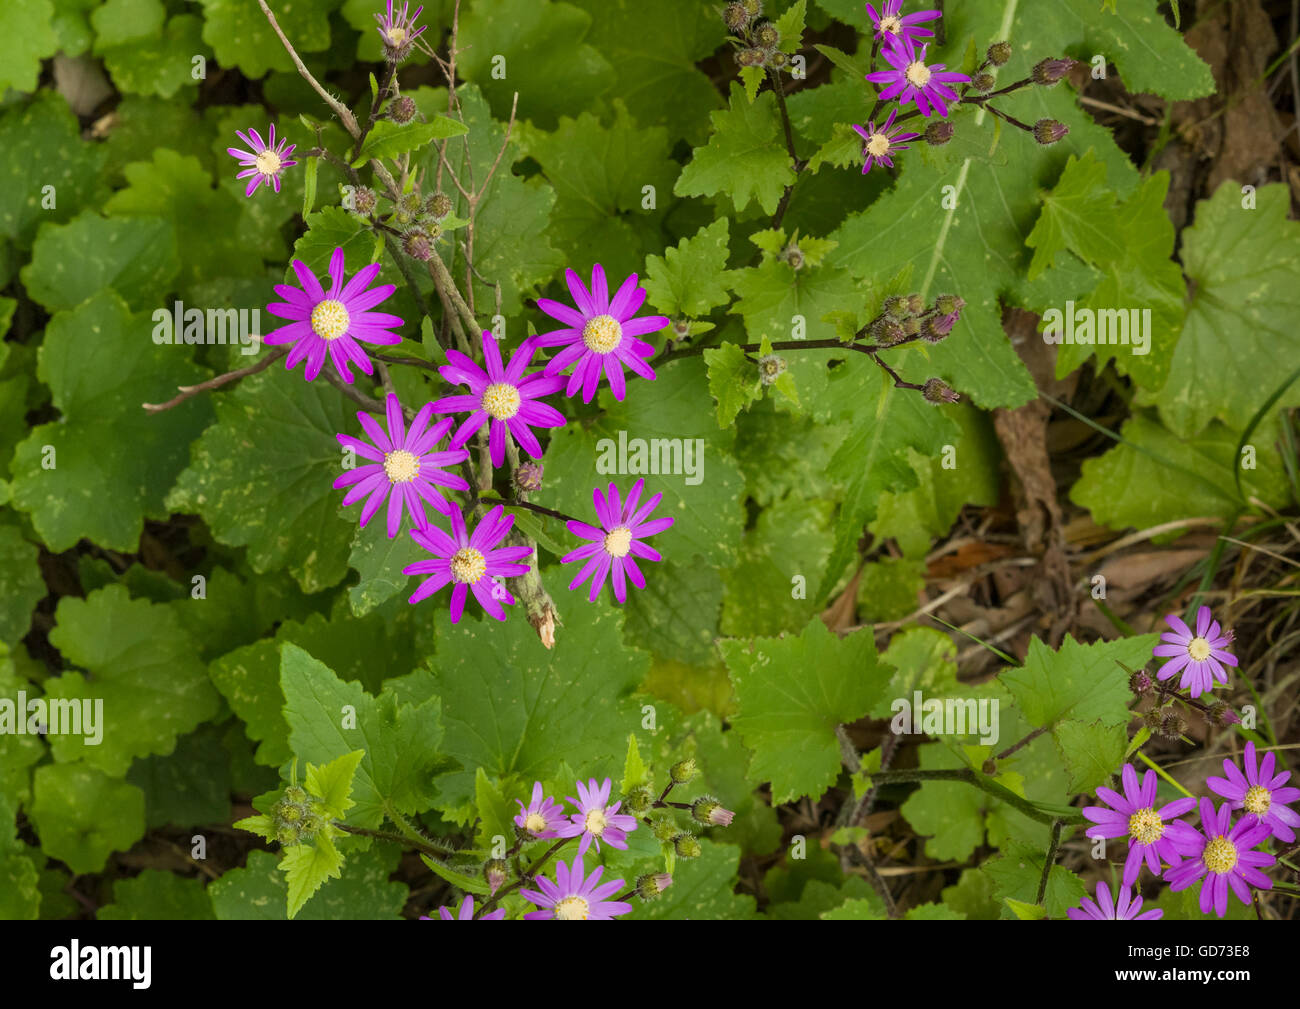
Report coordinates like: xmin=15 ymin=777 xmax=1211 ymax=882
xmin=724 ymin=1 xmax=789 ymax=72
xmin=394 ymin=191 xmax=454 ymax=260
xmin=271 ymin=785 xmax=328 ymax=847
xmin=855 ymin=290 xmax=965 ymax=405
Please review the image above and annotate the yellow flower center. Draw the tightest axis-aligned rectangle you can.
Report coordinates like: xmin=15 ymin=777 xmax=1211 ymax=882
xmin=254 ymin=148 xmax=282 ymax=176
xmin=1202 ymin=836 xmax=1238 ymax=874
xmin=554 ymin=896 xmax=590 ymax=920
xmin=905 ymin=60 xmax=932 ymax=87
xmin=1127 ymin=807 xmax=1164 ymax=845
xmin=1188 ymin=637 xmax=1211 ymax=662
xmin=603 ymin=526 xmax=633 ymax=558
xmin=584 ymin=808 xmax=608 ymax=836
xmin=879 ymin=15 xmax=901 ymax=34
xmin=866 ymin=132 xmax=891 ymax=157
xmin=385 ymin=26 xmax=408 ymax=45
xmin=1244 ymin=784 xmax=1271 ymax=816
xmin=383 ymin=449 xmax=420 ymax=484
xmin=524 ymin=812 xmax=547 ymax=834
xmin=582 ymin=314 xmax=622 ymax=354
xmin=310 ymin=299 xmax=350 ymax=341
xmin=481 ymin=382 xmax=521 ymax=420
xmin=449 ymin=546 xmax=486 ymax=584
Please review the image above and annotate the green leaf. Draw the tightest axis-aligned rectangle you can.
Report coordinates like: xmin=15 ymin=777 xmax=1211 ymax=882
xmin=126 ymin=724 xmax=232 ymax=829
xmin=45 ymin=585 xmax=221 ymax=776
xmin=91 ymin=0 xmax=163 ymax=47
xmin=210 ymin=847 xmax=407 ymax=920
xmin=643 ymin=218 xmax=734 ymax=320
xmin=0 ymin=2 xmax=59 ymax=94
xmin=346 ymin=515 xmax=426 ymax=616
xmin=29 ymin=763 xmax=146 ymax=874
xmin=999 ymin=633 xmax=1157 ymax=731
xmin=899 ymin=741 xmax=987 ymax=861
xmin=99 ymin=14 xmax=207 ymax=98
xmin=675 ymin=83 xmax=796 ymax=215
xmin=621 ymin=733 xmax=648 ymax=793
xmin=704 ymin=342 xmax=762 ymax=427
xmin=302 ymin=155 xmax=317 ymax=217
xmin=872 ymin=627 xmax=960 ymax=718
xmin=209 ymin=640 xmax=292 ymax=767
xmin=623 ymin=560 xmax=724 ymax=665
xmin=193 ymin=0 xmax=340 ymax=79
xmin=722 ymin=618 xmax=890 ymax=803
xmin=983 ymin=839 xmax=1086 ymax=920
xmin=774 ymin=0 xmax=807 ymax=53
xmin=282 ymin=833 xmax=346 ymax=919
xmin=627 ymin=840 xmax=756 ymax=919
xmin=280 ymin=643 xmax=444 ymax=829
xmin=1005 ymin=897 xmax=1048 ymax=920
xmin=1025 ymin=151 xmax=1124 ymax=279
xmin=166 ymin=366 xmax=356 ymax=594
xmin=305 ymin=749 xmax=365 ymax=819
xmin=99 ymin=869 xmax=215 ymax=920
xmin=1053 ymin=719 xmax=1128 ymax=793
xmin=0 ymin=525 xmax=44 ymax=643
xmin=0 ymin=651 xmax=44 ymax=806
xmin=351 ymin=116 xmax=468 ymax=167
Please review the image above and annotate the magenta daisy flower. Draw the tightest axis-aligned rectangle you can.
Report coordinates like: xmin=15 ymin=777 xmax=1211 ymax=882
xmin=514 ymin=782 xmax=568 ymax=840
xmin=556 ymin=777 xmax=637 ymax=856
xmin=422 ymin=895 xmax=505 ymax=920
xmin=1207 ymin=741 xmax=1300 ymax=844
xmin=375 ymin=0 xmax=427 ymax=60
xmin=520 ymin=854 xmax=633 ymax=921
xmin=1153 ymin=605 xmax=1237 ymax=698
xmin=1165 ymin=798 xmax=1275 ymax=918
xmin=1082 ymin=764 xmax=1200 ymax=887
xmin=851 ymin=109 xmax=921 ymax=174
xmin=561 ymin=479 xmax=674 ymax=603
xmin=226 ymin=125 xmax=297 ymax=197
xmin=864 ymin=1 xmax=941 ymax=47
xmin=864 ymin=36 xmax=970 ymax=118
xmin=535 ymin=265 xmax=667 ymax=403
xmin=430 ymin=331 xmax=566 ymax=468
xmin=334 ymin=393 xmax=469 ymax=538
xmin=265 ymin=248 xmax=403 ymax=384
xmin=403 ymin=505 xmax=533 ymax=622
xmin=1066 ymin=882 xmax=1162 ymax=921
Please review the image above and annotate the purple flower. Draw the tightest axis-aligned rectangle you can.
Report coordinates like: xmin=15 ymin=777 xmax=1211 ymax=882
xmin=375 ymin=0 xmax=426 ymax=59
xmin=864 ymin=36 xmax=970 ymax=118
xmin=556 ymin=777 xmax=637 ymax=856
xmin=265 ymin=248 xmax=403 ymax=384
xmin=561 ymin=479 xmax=674 ymax=603
xmin=1067 ymin=882 xmax=1162 ymax=921
xmin=1207 ymin=741 xmax=1300 ymax=844
xmin=851 ymin=109 xmax=921 ymax=174
xmin=226 ymin=125 xmax=297 ymax=197
xmin=1082 ymin=764 xmax=1200 ymax=887
xmin=334 ymin=394 xmax=470 ymax=538
xmin=535 ymin=265 xmax=667 ymax=403
xmin=514 ymin=782 xmax=568 ymax=840
xmin=431 ymin=331 xmax=566 ymax=468
xmin=403 ymin=505 xmax=532 ymax=622
xmin=422 ymin=895 xmax=505 ymax=920
xmin=1165 ymin=798 xmax=1275 ymax=918
xmin=1153 ymin=605 xmax=1237 ymax=699
xmin=520 ymin=854 xmax=633 ymax=920
xmin=864 ymin=1 xmax=941 ymax=48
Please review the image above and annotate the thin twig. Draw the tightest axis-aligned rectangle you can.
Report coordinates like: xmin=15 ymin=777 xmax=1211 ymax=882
xmin=256 ymin=1 xmax=359 ymax=137
xmin=142 ymin=347 xmax=287 ymax=413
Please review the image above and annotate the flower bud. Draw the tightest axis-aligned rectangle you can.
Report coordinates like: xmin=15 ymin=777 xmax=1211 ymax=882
xmin=424 ymin=192 xmax=453 ymax=219
xmin=742 ymin=0 xmax=763 ymax=15
xmin=882 ymin=295 xmax=910 ymax=320
xmin=484 ymin=858 xmax=508 ymax=894
xmin=636 ymin=873 xmax=673 ymax=899
xmin=277 ymin=801 xmax=304 ymax=823
xmin=402 ymin=228 xmax=433 ymax=261
xmin=924 ymin=120 xmax=954 ymax=146
xmin=901 ymin=317 xmax=921 ymax=338
xmin=1033 ymin=119 xmax=1069 ymax=145
xmin=691 ymin=797 xmax=735 ymax=827
xmin=672 ymin=833 xmax=702 ymax=859
xmin=737 ymin=47 xmax=766 ymax=67
xmin=669 ymin=758 xmax=698 ymax=784
xmin=623 ymin=784 xmax=654 ymax=814
xmin=389 ymin=96 xmax=417 ymax=124
xmin=283 ymin=785 xmax=307 ymax=804
xmin=766 ymin=50 xmax=789 ymax=70
xmin=754 ymin=22 xmax=779 ymax=48
xmin=723 ymin=2 xmax=750 ymax=32
xmin=782 ymin=244 xmax=804 ymax=270
xmin=276 ymin=824 xmax=302 ymax=846
xmin=351 ymin=186 xmax=377 ymax=216
xmin=758 ymin=354 xmax=787 ymax=386
xmin=981 ymin=758 xmax=997 ymax=775
xmin=1129 ymin=670 xmax=1153 ymax=695
xmin=671 ymin=319 xmax=691 ymax=338
xmin=919 ymin=315 xmax=951 ymax=343
xmin=922 ymin=378 xmax=959 ymax=405
xmin=1031 ymin=58 xmax=1075 ymax=86
xmin=650 ymin=817 xmax=680 ymax=843
xmin=933 ymin=293 xmax=964 ymax=317
xmin=1159 ymin=710 xmax=1187 ymax=740
xmin=906 ymin=293 xmax=925 ymax=315
xmin=971 ymin=72 xmax=995 ymax=92
xmin=987 ymin=41 xmax=1011 ymax=66
xmin=514 ymin=461 xmax=544 ymax=493
xmin=1143 ymin=708 xmax=1165 ymax=732
xmin=871 ymin=317 xmax=906 ymax=346
xmin=1208 ymin=701 xmax=1241 ymax=728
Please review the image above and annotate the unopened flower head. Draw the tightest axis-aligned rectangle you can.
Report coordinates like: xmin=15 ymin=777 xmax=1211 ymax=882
xmin=535 ymin=265 xmax=667 ymax=403
xmin=754 ymin=21 xmax=779 ymax=48
xmin=673 ymin=833 xmax=702 ymax=858
xmin=557 ymin=777 xmax=638 ymax=855
xmin=851 ymin=109 xmax=921 ymax=174
xmin=561 ymin=479 xmax=674 ymax=603
xmin=265 ymin=248 xmax=403 ymax=384
xmin=375 ymin=0 xmax=427 ymax=62
xmin=1206 ymin=741 xmax=1300 ymax=843
xmin=1032 ymin=57 xmax=1075 ymax=85
xmin=484 ymin=859 xmax=508 ymax=894
xmin=971 ymin=72 xmax=995 ymax=92
xmin=670 ymin=758 xmax=698 ymax=784
xmin=402 ymin=228 xmax=433 ymax=261
xmin=1067 ymin=882 xmax=1162 ymax=920
xmin=431 ymin=330 xmax=566 ymax=468
xmin=864 ymin=0 xmax=940 ymax=48
xmin=334 ymin=393 xmax=470 ymax=537
xmin=227 ymin=125 xmax=297 ymax=197
xmin=1153 ymin=605 xmax=1237 ymax=698
xmin=389 ymin=95 xmax=417 ymax=124
xmin=636 ymin=873 xmax=674 ymax=900
xmin=986 ymin=41 xmax=1011 ymax=66
xmin=1033 ymin=119 xmax=1069 ymax=145
xmin=351 ymin=186 xmax=378 ymax=216
xmin=425 ymin=192 xmax=453 ymax=219
xmin=1165 ymin=798 xmax=1275 ymax=918
xmin=757 ymin=353 xmax=787 ymax=385
xmin=691 ymin=797 xmax=735 ymax=827
xmin=520 ymin=854 xmax=633 ymax=920
xmin=865 ymin=37 xmax=970 ymax=118
xmin=513 ymin=781 xmax=567 ymax=839
xmin=723 ymin=2 xmax=750 ymax=32
xmin=924 ymin=120 xmax=954 ymax=146
xmin=514 ymin=461 xmax=544 ymax=493
xmin=1082 ymin=764 xmax=1200 ymax=887
xmin=922 ymin=378 xmax=959 ymax=404
xmin=403 ymin=505 xmax=533 ymax=622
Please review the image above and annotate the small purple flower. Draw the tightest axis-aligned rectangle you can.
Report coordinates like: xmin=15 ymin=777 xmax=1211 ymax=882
xmin=422 ymin=894 xmax=505 ymax=920
xmin=520 ymin=854 xmax=633 ymax=920
xmin=864 ymin=36 xmax=970 ymax=118
xmin=226 ymin=125 xmax=297 ymax=197
xmin=334 ymin=394 xmax=470 ymax=537
xmin=265 ymin=248 xmax=403 ymax=384
xmin=375 ymin=0 xmax=427 ymax=59
xmin=864 ymin=1 xmax=941 ymax=48
xmin=851 ymin=109 xmax=920 ymax=174
xmin=430 ymin=330 xmax=566 ymax=468
xmin=1082 ymin=764 xmax=1200 ymax=887
xmin=1207 ymin=741 xmax=1300 ymax=844
xmin=561 ymin=479 xmax=674 ymax=603
xmin=535 ymin=265 xmax=667 ymax=403
xmin=1165 ymin=798 xmax=1275 ymax=918
xmin=1153 ymin=605 xmax=1237 ymax=698
xmin=1066 ymin=882 xmax=1162 ymax=921
xmin=514 ymin=782 xmax=568 ymax=840
xmin=403 ymin=505 xmax=533 ymax=622
xmin=556 ymin=777 xmax=637 ymax=856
